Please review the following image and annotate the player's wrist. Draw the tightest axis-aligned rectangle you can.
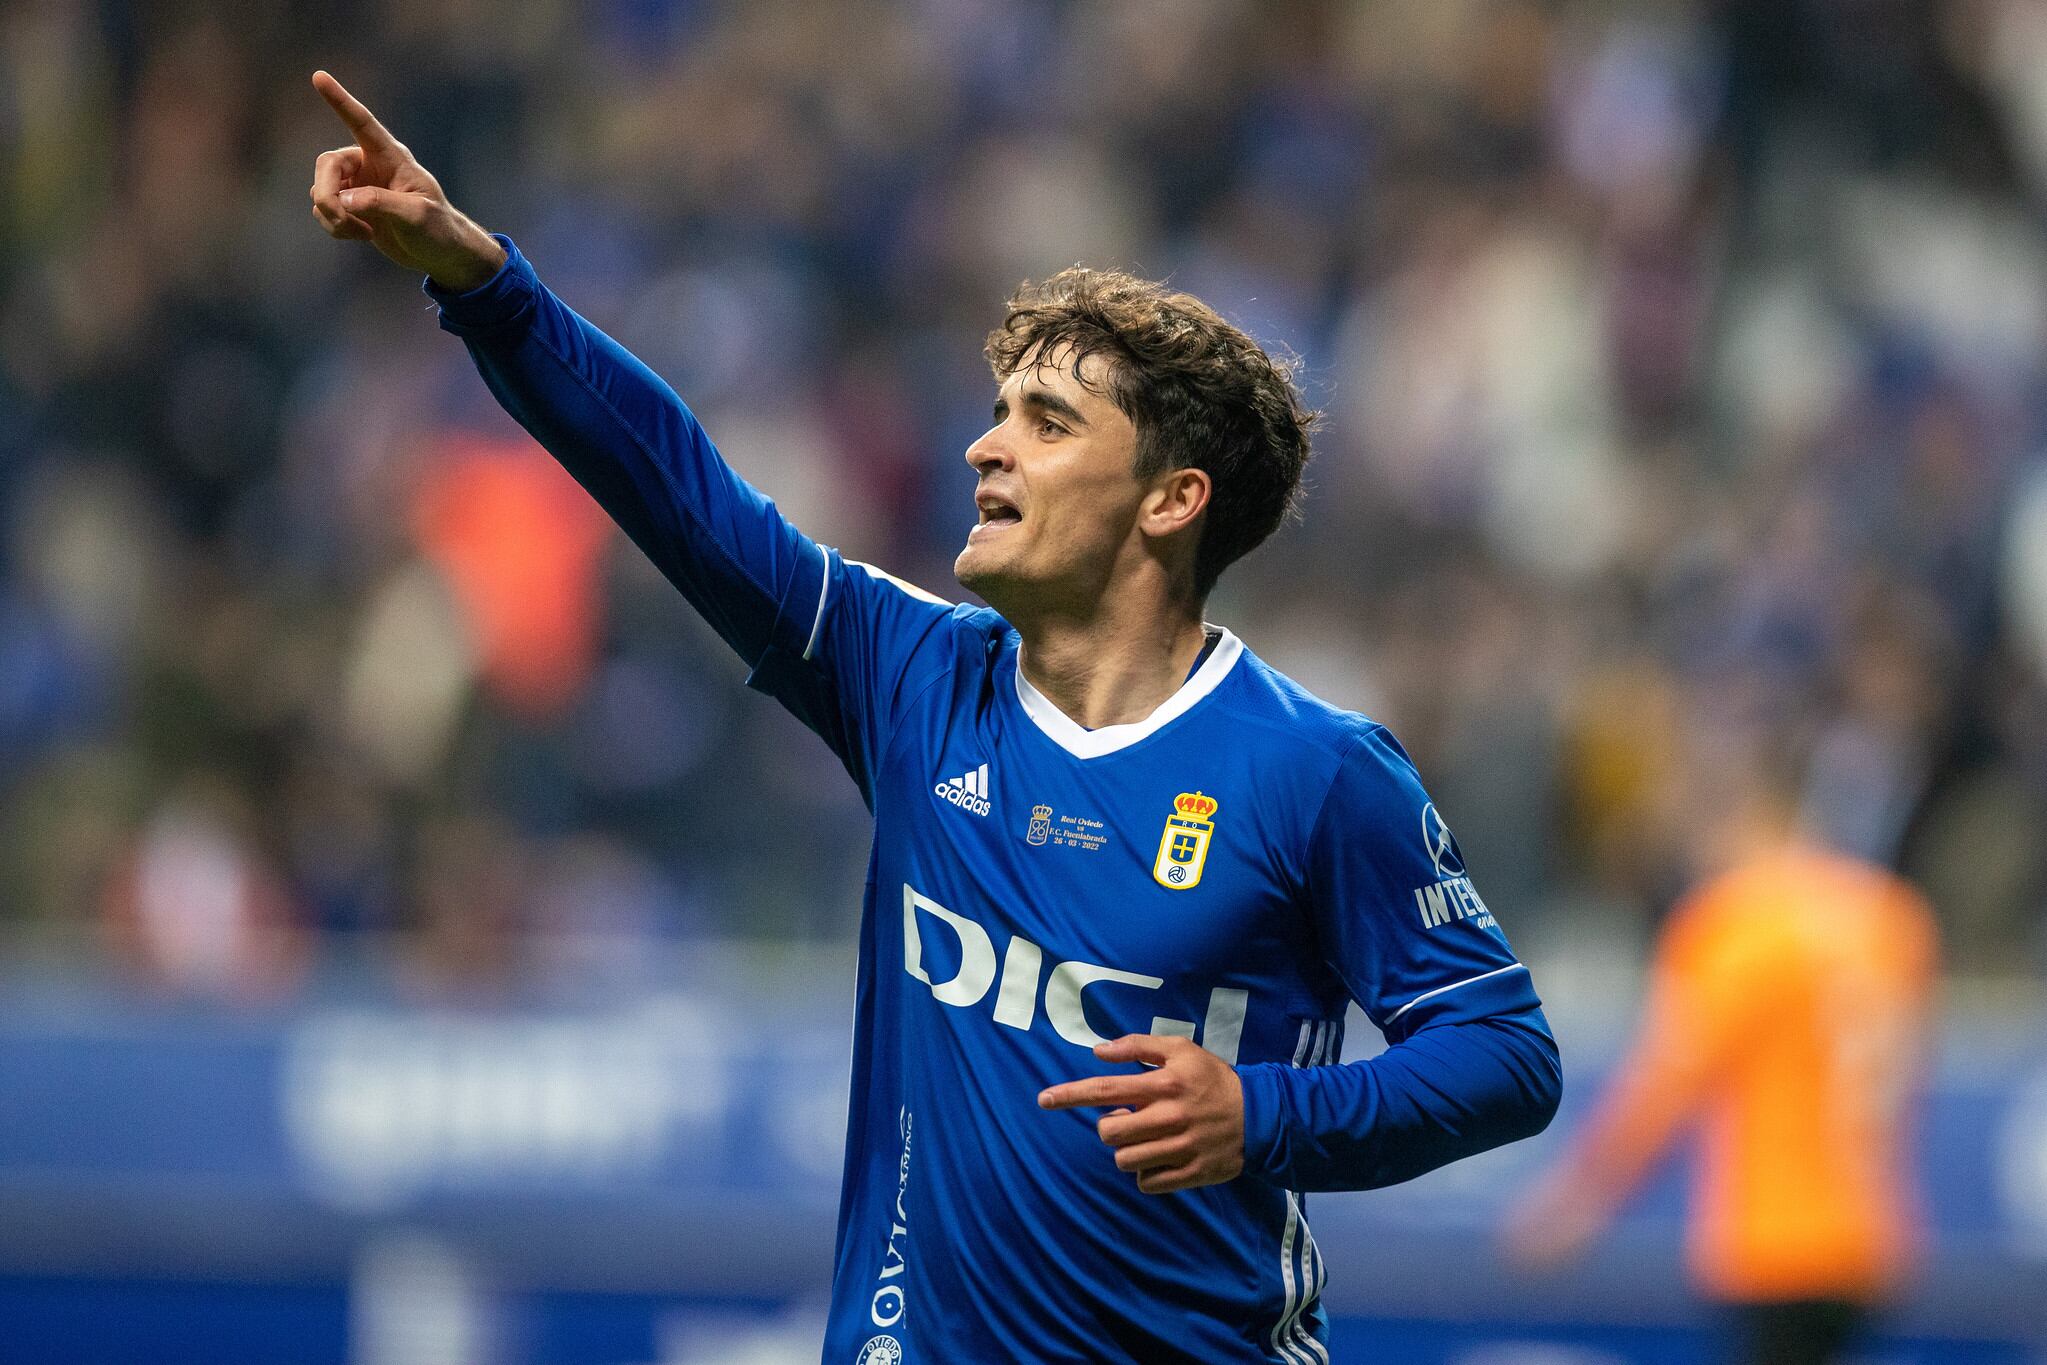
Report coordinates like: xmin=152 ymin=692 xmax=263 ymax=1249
xmin=1232 ymin=1062 xmax=1290 ymax=1179
xmin=426 ymin=220 xmax=508 ymax=293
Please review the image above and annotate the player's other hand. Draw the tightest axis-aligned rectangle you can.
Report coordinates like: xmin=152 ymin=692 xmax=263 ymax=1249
xmin=307 ymin=70 xmax=506 ymax=292
xmin=1038 ymin=1034 xmax=1245 ymax=1195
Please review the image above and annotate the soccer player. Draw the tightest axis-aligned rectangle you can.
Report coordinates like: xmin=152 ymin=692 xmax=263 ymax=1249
xmin=1504 ymin=743 xmax=1937 ymax=1365
xmin=308 ymin=70 xmax=1561 ymax=1363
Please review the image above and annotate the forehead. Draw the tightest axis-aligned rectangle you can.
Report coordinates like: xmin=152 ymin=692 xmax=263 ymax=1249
xmin=997 ymin=342 xmax=1122 ymax=415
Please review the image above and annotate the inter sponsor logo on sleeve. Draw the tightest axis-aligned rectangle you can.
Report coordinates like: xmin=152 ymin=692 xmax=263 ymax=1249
xmin=1153 ymin=791 xmax=1218 ymax=890
xmin=1423 ymin=803 xmax=1463 ymax=878
xmin=1412 ymin=803 xmax=1495 ymax=929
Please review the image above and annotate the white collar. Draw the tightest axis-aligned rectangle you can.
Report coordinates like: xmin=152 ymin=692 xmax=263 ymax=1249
xmin=1013 ymin=628 xmax=1243 ymax=759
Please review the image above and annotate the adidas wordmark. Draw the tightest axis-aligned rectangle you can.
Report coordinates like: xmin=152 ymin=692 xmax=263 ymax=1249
xmin=934 ymin=764 xmax=992 ymax=817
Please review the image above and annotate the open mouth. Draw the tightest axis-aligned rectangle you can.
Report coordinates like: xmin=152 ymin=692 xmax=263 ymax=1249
xmin=972 ymin=492 xmax=1023 ymax=535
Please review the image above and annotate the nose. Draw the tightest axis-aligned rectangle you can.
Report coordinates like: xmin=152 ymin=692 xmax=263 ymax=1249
xmin=964 ymin=424 xmax=1013 ymax=476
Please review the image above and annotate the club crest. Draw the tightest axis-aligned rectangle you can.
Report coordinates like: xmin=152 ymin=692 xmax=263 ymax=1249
xmin=1152 ymin=791 xmax=1218 ymax=891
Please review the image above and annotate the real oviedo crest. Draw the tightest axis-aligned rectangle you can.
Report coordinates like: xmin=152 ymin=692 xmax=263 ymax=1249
xmin=1152 ymin=791 xmax=1218 ymax=891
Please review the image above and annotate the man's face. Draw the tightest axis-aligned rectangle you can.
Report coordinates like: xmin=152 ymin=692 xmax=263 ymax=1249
xmin=954 ymin=346 xmax=1148 ymax=612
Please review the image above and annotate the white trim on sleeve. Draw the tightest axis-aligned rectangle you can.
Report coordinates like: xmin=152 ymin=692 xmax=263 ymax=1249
xmin=1383 ymin=962 xmax=1529 ymax=1025
xmin=803 ymin=555 xmax=954 ymax=662
xmin=800 ymin=549 xmax=833 ymax=661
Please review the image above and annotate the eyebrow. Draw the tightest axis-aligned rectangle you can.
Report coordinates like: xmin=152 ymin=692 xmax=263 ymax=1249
xmin=993 ymin=387 xmax=1091 ymax=430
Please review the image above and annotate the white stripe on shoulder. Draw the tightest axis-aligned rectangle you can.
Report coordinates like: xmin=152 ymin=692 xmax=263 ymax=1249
xmin=846 ymin=558 xmax=954 ymax=606
xmin=800 ymin=548 xmax=832 ymax=661
xmin=1384 ymin=963 xmax=1529 ymax=1025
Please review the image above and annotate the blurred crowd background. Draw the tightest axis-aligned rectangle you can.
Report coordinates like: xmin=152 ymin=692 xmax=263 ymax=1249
xmin=8 ymin=2 xmax=2047 ymax=1361
xmin=4 ymin=0 xmax=2047 ymax=998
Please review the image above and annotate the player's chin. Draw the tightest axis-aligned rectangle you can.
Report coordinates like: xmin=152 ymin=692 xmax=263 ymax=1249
xmin=954 ymin=541 xmax=1018 ymax=595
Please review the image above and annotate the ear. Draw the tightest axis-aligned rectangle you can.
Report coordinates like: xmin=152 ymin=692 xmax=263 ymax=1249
xmin=1138 ymin=466 xmax=1211 ymax=541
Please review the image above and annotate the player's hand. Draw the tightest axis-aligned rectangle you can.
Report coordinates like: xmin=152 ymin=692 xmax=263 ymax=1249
xmin=1038 ymin=1034 xmax=1245 ymax=1195
xmin=307 ymin=70 xmax=506 ymax=291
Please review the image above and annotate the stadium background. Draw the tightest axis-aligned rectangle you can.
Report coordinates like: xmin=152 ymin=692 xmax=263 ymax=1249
xmin=2 ymin=0 xmax=2046 ymax=1360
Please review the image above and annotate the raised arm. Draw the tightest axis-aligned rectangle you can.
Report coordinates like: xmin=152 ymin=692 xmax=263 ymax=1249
xmin=308 ymin=70 xmax=822 ymax=667
xmin=306 ymin=72 xmax=956 ymax=793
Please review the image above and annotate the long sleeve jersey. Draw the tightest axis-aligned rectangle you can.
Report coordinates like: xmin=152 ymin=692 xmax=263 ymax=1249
xmin=426 ymin=236 xmax=1561 ymax=1364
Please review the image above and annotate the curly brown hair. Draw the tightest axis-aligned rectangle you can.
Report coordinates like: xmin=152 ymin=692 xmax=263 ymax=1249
xmin=984 ymin=268 xmax=1317 ymax=597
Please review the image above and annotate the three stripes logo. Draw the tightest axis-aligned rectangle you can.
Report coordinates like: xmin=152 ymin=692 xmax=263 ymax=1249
xmin=934 ymin=763 xmax=992 ymax=817
xmin=1271 ymin=1021 xmax=1333 ymax=1364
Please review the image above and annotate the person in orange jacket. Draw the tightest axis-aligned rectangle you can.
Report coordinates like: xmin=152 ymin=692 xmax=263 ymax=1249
xmin=1505 ymin=738 xmax=1939 ymax=1364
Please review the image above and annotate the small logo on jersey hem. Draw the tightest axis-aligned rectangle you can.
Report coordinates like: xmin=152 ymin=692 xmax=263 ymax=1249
xmin=934 ymin=763 xmax=991 ymax=817
xmin=1153 ymin=791 xmax=1218 ymax=890
xmin=857 ymin=1335 xmax=903 ymax=1365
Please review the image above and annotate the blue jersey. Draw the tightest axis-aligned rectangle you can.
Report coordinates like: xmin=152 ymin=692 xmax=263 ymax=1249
xmin=429 ymin=239 xmax=1561 ymax=1365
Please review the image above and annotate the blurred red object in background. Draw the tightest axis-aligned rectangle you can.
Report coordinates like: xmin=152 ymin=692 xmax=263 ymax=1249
xmin=411 ymin=436 xmax=614 ymax=722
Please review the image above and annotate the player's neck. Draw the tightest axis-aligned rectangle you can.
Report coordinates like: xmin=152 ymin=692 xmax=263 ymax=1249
xmin=1014 ymin=597 xmax=1211 ymax=732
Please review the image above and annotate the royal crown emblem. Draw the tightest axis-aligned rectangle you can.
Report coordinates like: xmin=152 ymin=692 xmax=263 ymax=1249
xmin=1025 ymin=804 xmax=1053 ymax=846
xmin=1153 ymin=791 xmax=1219 ymax=890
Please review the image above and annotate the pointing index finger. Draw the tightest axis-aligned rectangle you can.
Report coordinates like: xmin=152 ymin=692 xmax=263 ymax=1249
xmin=312 ymin=70 xmax=400 ymax=154
xmin=1038 ymin=1072 xmax=1166 ymax=1111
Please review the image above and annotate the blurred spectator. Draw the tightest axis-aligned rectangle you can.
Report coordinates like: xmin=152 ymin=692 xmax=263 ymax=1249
xmin=409 ymin=435 xmax=615 ymax=721
xmin=100 ymin=770 xmax=308 ymax=1001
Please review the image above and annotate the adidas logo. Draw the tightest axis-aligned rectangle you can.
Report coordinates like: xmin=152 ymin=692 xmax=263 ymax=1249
xmin=934 ymin=763 xmax=992 ymax=817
